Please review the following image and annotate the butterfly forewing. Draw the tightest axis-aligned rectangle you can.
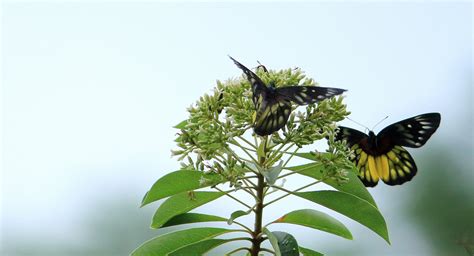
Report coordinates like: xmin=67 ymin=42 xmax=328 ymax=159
xmin=228 ymin=56 xmax=266 ymax=106
xmin=377 ymin=113 xmax=441 ymax=148
xmin=335 ymin=126 xmax=368 ymax=147
xmin=277 ymin=86 xmax=346 ymax=105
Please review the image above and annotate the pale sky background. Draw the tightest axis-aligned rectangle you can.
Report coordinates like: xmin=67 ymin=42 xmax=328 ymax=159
xmin=1 ymin=2 xmax=472 ymax=256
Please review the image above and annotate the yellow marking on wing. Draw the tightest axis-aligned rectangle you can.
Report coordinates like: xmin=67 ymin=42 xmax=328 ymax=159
xmin=367 ymin=156 xmax=379 ymax=183
xmin=376 ymin=155 xmax=390 ymax=181
xmin=387 ymin=151 xmax=399 ymax=162
xmin=358 ymin=152 xmax=368 ymax=168
xmin=402 ymin=165 xmax=411 ymax=173
xmin=397 ymin=169 xmax=405 ymax=177
xmin=390 ymin=169 xmax=397 ymax=179
xmin=271 ymin=104 xmax=279 ymax=112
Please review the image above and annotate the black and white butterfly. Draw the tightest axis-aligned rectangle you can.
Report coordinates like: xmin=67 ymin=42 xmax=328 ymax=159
xmin=229 ymin=56 xmax=346 ymax=136
xmin=335 ymin=113 xmax=441 ymax=187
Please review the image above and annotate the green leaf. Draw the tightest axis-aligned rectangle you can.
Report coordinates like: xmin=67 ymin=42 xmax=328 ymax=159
xmin=152 ymin=191 xmax=224 ymax=229
xmin=299 ymin=246 xmax=324 ymax=256
xmin=131 ymin=227 xmax=233 ymax=256
xmin=262 ymin=161 xmax=283 ymax=185
xmin=295 ymin=190 xmax=390 ymax=244
xmin=264 ymin=230 xmax=299 ymax=256
xmin=294 ymin=152 xmax=316 ymax=160
xmin=287 ymin=163 xmax=376 ymax=207
xmin=264 ymin=228 xmax=281 ymax=256
xmin=169 ymin=239 xmax=231 ymax=256
xmin=227 ymin=210 xmax=251 ymax=225
xmin=162 ymin=213 xmax=227 ymax=228
xmin=273 ymin=209 xmax=352 ymax=240
xmin=141 ymin=170 xmax=223 ymax=206
xmin=174 ymin=120 xmax=187 ymax=129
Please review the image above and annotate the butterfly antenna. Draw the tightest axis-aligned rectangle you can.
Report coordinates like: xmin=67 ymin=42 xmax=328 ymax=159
xmin=347 ymin=117 xmax=371 ymax=133
xmin=371 ymin=116 xmax=389 ymax=131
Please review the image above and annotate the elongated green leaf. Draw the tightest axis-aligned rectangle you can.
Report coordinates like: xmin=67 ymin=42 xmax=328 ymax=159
xmin=294 ymin=152 xmax=317 ymax=160
xmin=141 ymin=170 xmax=223 ymax=206
xmin=169 ymin=239 xmax=233 ymax=256
xmin=131 ymin=227 xmax=232 ymax=256
xmin=228 ymin=210 xmax=250 ymax=224
xmin=287 ymin=163 xmax=376 ymax=207
xmin=174 ymin=120 xmax=187 ymax=129
xmin=162 ymin=213 xmax=227 ymax=228
xmin=152 ymin=191 xmax=224 ymax=228
xmin=264 ymin=228 xmax=281 ymax=256
xmin=273 ymin=209 xmax=352 ymax=240
xmin=299 ymin=246 xmax=324 ymax=256
xmin=265 ymin=230 xmax=299 ymax=256
xmin=295 ymin=190 xmax=390 ymax=244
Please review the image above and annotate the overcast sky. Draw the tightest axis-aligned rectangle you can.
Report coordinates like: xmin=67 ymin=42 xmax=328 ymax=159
xmin=2 ymin=2 xmax=472 ymax=255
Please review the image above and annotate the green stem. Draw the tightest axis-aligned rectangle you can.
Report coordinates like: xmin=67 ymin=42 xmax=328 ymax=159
xmin=260 ymin=248 xmax=276 ymax=254
xmin=232 ymin=221 xmax=254 ymax=234
xmin=278 ymin=163 xmax=320 ymax=179
xmin=250 ymin=173 xmax=265 ymax=256
xmin=282 ymin=145 xmax=299 ymax=168
xmin=237 ymin=135 xmax=257 ymax=149
xmin=226 ymin=247 xmax=250 ymax=255
xmin=263 ymin=179 xmax=322 ymax=207
xmin=250 ymin=136 xmax=268 ymax=256
xmin=213 ymin=186 xmax=255 ymax=211
xmin=224 ymin=147 xmax=258 ymax=174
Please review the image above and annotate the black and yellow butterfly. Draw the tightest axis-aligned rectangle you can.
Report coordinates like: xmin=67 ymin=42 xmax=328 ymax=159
xmin=229 ymin=56 xmax=346 ymax=136
xmin=335 ymin=113 xmax=441 ymax=187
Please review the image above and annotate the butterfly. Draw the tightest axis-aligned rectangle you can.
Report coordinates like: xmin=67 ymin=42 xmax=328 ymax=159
xmin=335 ymin=113 xmax=441 ymax=187
xmin=229 ymin=56 xmax=346 ymax=136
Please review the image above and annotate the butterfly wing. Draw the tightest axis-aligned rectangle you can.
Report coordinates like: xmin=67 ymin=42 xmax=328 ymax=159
xmin=276 ymin=86 xmax=346 ymax=105
xmin=377 ymin=112 xmax=441 ymax=148
xmin=335 ymin=126 xmax=420 ymax=187
xmin=335 ymin=127 xmax=383 ymax=187
xmin=228 ymin=56 xmax=266 ymax=106
xmin=253 ymin=95 xmax=292 ymax=136
xmin=353 ymin=144 xmax=418 ymax=187
xmin=335 ymin=126 xmax=368 ymax=147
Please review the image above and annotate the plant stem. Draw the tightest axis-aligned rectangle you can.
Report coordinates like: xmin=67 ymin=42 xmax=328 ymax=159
xmin=250 ymin=173 xmax=265 ymax=256
xmin=213 ymin=186 xmax=255 ymax=211
xmin=263 ymin=179 xmax=322 ymax=207
xmin=226 ymin=247 xmax=250 ymax=255
xmin=250 ymin=136 xmax=268 ymax=256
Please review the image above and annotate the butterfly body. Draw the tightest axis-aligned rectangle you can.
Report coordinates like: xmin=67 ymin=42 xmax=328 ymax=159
xmin=336 ymin=113 xmax=441 ymax=187
xmin=229 ymin=56 xmax=346 ymax=136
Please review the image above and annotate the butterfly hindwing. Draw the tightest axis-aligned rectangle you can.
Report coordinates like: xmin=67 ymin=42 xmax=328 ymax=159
xmin=353 ymin=145 xmax=417 ymax=187
xmin=277 ymin=86 xmax=346 ymax=105
xmin=377 ymin=113 xmax=441 ymax=148
xmin=254 ymin=96 xmax=292 ymax=136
